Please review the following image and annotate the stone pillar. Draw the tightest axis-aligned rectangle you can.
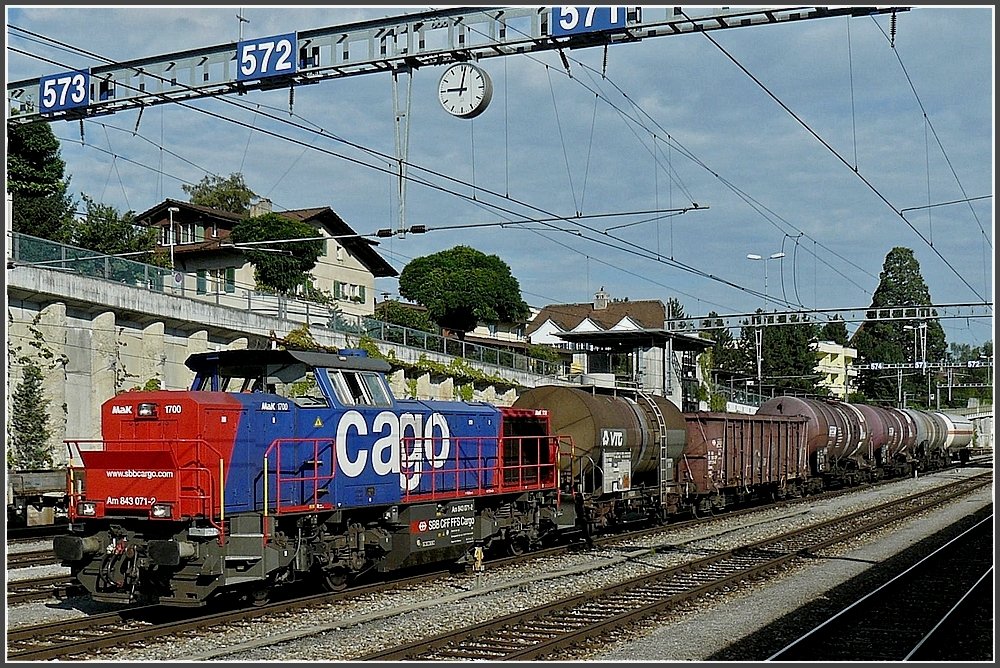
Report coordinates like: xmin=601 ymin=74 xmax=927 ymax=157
xmin=141 ymin=321 xmax=166 ymax=389
xmin=36 ymin=302 xmax=68 ymax=466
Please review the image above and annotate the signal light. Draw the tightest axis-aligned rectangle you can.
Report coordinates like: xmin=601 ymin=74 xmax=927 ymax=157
xmin=77 ymin=501 xmax=97 ymax=516
xmin=138 ymin=402 xmax=158 ymax=418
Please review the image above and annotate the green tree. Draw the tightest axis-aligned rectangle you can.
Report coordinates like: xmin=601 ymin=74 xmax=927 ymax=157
xmin=69 ymin=194 xmax=161 ymax=258
xmin=230 ymin=212 xmax=323 ymax=294
xmin=818 ymin=318 xmax=849 ymax=346
xmin=7 ymin=362 xmax=53 ymax=469
xmin=666 ymin=297 xmax=686 ymax=320
xmin=374 ymin=299 xmax=438 ymax=333
xmin=703 ymin=311 xmax=752 ymax=389
xmin=66 ymin=195 xmax=167 ymax=282
xmin=851 ymin=247 xmax=946 ymax=407
xmin=398 ymin=245 xmax=530 ymax=339
xmin=763 ymin=318 xmax=823 ymax=396
xmin=6 ymin=121 xmax=76 ymax=241
xmin=182 ymin=172 xmax=256 ymax=214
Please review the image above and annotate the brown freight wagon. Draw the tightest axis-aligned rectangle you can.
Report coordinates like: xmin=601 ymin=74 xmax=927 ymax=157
xmin=678 ymin=412 xmax=814 ymax=514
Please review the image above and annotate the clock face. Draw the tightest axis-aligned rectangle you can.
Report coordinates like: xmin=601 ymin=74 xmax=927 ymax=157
xmin=438 ymin=63 xmax=493 ymax=119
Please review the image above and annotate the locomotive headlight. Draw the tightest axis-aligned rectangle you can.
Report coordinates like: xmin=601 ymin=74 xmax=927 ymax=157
xmin=150 ymin=503 xmax=173 ymax=519
xmin=138 ymin=402 xmax=158 ymax=418
xmin=77 ymin=501 xmax=98 ymax=516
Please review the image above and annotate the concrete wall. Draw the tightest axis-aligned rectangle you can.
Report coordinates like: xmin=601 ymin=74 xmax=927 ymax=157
xmin=6 ymin=265 xmax=548 ymax=465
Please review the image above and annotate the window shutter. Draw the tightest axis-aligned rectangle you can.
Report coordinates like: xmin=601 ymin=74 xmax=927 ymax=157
xmin=196 ymin=270 xmax=207 ymax=294
xmin=358 ymin=285 xmax=366 ymax=303
xmin=225 ymin=267 xmax=236 ymax=293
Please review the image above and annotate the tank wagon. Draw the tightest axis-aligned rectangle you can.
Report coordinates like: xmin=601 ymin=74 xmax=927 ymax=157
xmin=755 ymin=397 xmax=975 ymax=482
xmin=52 ymin=350 xmax=975 ymax=608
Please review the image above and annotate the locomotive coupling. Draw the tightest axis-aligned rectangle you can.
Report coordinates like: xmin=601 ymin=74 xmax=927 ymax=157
xmin=148 ymin=539 xmax=198 ymax=566
xmin=53 ymin=535 xmax=103 ymax=562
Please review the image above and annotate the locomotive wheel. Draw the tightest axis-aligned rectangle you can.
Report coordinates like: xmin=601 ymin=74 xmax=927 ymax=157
xmin=506 ymin=536 xmax=529 ymax=556
xmin=250 ymin=586 xmax=271 ymax=607
xmin=321 ymin=569 xmax=348 ymax=592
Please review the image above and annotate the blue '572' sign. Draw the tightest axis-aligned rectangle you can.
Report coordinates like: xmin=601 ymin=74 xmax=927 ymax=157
xmin=237 ymin=33 xmax=297 ymax=81
xmin=550 ymin=6 xmax=627 ymax=36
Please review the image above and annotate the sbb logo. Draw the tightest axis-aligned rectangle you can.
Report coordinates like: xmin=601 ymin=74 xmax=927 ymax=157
xmin=417 ymin=520 xmax=428 ymax=532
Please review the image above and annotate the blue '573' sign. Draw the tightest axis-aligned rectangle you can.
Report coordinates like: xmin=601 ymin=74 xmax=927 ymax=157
xmin=550 ymin=6 xmax=627 ymax=36
xmin=38 ymin=70 xmax=90 ymax=113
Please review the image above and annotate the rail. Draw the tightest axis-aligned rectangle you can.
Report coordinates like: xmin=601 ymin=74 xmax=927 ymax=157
xmin=400 ymin=435 xmax=560 ymax=502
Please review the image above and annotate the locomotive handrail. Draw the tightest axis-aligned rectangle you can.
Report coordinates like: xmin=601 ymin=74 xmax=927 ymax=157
xmin=262 ymin=438 xmax=336 ymax=539
xmin=398 ymin=434 xmax=560 ymax=503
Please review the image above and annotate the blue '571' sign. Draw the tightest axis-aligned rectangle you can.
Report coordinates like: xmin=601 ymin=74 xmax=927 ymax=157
xmin=550 ymin=6 xmax=627 ymax=36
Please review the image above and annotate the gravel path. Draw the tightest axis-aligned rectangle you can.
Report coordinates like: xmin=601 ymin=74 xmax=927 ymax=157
xmin=5 ymin=465 xmax=991 ymax=661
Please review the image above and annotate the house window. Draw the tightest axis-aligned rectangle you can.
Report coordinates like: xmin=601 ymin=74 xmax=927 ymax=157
xmin=336 ymin=245 xmax=344 ymax=262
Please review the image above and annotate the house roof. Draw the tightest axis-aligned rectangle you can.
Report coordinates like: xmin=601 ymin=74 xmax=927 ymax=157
xmin=134 ymin=198 xmax=245 ymax=225
xmin=526 ymin=299 xmax=666 ymax=337
xmin=280 ymin=207 xmax=398 ymax=278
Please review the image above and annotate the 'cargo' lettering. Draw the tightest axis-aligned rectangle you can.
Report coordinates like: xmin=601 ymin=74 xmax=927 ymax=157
xmin=335 ymin=410 xmax=451 ymax=490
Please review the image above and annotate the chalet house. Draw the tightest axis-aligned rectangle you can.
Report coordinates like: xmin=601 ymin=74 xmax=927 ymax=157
xmin=135 ymin=198 xmax=397 ymax=317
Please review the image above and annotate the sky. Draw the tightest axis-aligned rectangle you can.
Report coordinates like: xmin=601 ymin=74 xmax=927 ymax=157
xmin=4 ymin=4 xmax=995 ymax=348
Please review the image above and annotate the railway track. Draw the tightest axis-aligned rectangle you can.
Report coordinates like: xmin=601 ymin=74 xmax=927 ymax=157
xmin=767 ymin=513 xmax=994 ymax=661
xmin=6 ymin=523 xmax=68 ymax=541
xmin=7 ymin=574 xmax=84 ymax=605
xmin=6 ymin=470 xmax=987 ymax=661
xmin=7 ymin=548 xmax=61 ymax=569
xmin=358 ymin=473 xmax=991 ymax=661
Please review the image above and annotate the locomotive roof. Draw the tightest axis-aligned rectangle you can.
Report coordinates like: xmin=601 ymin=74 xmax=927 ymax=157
xmin=185 ymin=348 xmax=392 ymax=373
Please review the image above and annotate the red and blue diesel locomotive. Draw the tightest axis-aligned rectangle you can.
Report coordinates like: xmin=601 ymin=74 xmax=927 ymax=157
xmin=53 ymin=348 xmax=975 ymax=607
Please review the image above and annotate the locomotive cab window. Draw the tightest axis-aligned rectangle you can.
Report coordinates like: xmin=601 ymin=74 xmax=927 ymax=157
xmin=329 ymin=370 xmax=391 ymax=407
xmin=192 ymin=362 xmax=331 ymax=407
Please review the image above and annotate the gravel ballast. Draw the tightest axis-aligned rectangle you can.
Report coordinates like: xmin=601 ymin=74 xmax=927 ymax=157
xmin=5 ymin=465 xmax=992 ymax=661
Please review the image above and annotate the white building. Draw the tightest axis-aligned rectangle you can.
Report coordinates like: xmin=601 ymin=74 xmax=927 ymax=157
xmin=136 ymin=198 xmax=397 ymax=318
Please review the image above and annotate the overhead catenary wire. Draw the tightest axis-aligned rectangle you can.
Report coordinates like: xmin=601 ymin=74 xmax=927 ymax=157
xmin=7 ymin=14 xmax=988 ymax=318
xmin=3 ymin=26 xmax=794 ymax=310
xmin=9 ymin=36 xmax=779 ymax=309
xmin=681 ymin=10 xmax=987 ymax=304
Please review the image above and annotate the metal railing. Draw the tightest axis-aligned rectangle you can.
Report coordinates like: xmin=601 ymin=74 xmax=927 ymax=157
xmin=8 ymin=232 xmax=563 ymax=378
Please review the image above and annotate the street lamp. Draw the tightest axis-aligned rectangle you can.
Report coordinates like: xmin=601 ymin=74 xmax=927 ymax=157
xmin=746 ymin=251 xmax=785 ymax=390
xmin=167 ymin=206 xmax=180 ymax=271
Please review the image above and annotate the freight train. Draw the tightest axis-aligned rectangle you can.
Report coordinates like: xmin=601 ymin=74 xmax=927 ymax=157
xmin=51 ymin=348 xmax=974 ymax=608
